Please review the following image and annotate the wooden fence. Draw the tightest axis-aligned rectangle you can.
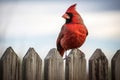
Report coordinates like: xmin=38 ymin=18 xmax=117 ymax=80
xmin=0 ymin=47 xmax=120 ymax=80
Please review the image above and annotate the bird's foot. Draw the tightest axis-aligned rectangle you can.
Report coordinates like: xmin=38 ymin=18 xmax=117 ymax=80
xmin=64 ymin=55 xmax=71 ymax=64
xmin=63 ymin=55 xmax=69 ymax=60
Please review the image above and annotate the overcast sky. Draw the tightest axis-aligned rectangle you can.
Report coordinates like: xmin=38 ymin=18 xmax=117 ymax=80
xmin=0 ymin=1 xmax=120 ymax=61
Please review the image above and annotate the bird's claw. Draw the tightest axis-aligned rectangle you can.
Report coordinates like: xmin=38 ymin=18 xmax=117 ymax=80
xmin=63 ymin=55 xmax=68 ymax=60
xmin=63 ymin=55 xmax=71 ymax=64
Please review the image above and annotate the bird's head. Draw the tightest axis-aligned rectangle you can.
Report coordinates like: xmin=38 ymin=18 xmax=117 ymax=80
xmin=62 ymin=4 xmax=83 ymax=24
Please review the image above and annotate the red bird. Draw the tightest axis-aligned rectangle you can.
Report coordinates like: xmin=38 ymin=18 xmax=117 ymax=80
xmin=56 ymin=4 xmax=88 ymax=57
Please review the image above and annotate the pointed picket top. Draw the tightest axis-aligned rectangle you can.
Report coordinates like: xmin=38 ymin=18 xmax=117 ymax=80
xmin=68 ymin=48 xmax=85 ymax=58
xmin=111 ymin=49 xmax=120 ymax=80
xmin=23 ymin=47 xmax=41 ymax=60
xmin=89 ymin=48 xmax=107 ymax=60
xmin=23 ymin=47 xmax=42 ymax=67
xmin=45 ymin=48 xmax=63 ymax=60
xmin=1 ymin=46 xmax=18 ymax=60
xmin=112 ymin=49 xmax=120 ymax=61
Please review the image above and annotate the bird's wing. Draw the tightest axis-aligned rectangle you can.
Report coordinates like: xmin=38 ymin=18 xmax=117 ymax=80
xmin=56 ymin=25 xmax=65 ymax=56
xmin=56 ymin=26 xmax=64 ymax=50
xmin=82 ymin=24 xmax=88 ymax=36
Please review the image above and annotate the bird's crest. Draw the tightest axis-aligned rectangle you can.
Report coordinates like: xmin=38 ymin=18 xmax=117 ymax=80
xmin=66 ymin=3 xmax=77 ymax=13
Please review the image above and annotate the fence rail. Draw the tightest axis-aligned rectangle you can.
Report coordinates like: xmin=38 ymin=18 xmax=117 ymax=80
xmin=0 ymin=47 xmax=120 ymax=80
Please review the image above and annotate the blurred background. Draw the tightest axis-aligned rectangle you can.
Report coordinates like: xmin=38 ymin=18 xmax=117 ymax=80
xmin=0 ymin=0 xmax=120 ymax=64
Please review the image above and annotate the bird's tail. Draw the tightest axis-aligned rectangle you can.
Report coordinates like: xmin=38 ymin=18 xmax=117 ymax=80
xmin=57 ymin=48 xmax=64 ymax=57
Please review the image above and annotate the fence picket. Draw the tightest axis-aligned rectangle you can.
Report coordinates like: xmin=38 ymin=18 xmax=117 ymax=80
xmin=44 ymin=48 xmax=64 ymax=80
xmin=111 ymin=49 xmax=120 ymax=80
xmin=22 ymin=48 xmax=42 ymax=80
xmin=0 ymin=47 xmax=20 ymax=80
xmin=89 ymin=49 xmax=108 ymax=80
xmin=65 ymin=49 xmax=86 ymax=80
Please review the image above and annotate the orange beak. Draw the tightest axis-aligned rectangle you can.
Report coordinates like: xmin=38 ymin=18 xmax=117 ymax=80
xmin=62 ymin=13 xmax=70 ymax=19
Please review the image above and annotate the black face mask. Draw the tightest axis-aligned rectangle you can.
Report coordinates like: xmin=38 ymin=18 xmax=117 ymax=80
xmin=65 ymin=13 xmax=73 ymax=24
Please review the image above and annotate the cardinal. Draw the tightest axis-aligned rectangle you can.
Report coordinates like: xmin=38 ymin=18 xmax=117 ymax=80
xmin=56 ymin=4 xmax=88 ymax=57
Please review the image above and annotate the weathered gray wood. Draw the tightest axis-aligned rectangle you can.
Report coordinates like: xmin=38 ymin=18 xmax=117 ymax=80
xmin=44 ymin=48 xmax=64 ymax=80
xmin=0 ymin=47 xmax=20 ymax=80
xmin=111 ymin=49 xmax=120 ymax=80
xmin=65 ymin=49 xmax=86 ymax=80
xmin=22 ymin=48 xmax=42 ymax=80
xmin=89 ymin=49 xmax=108 ymax=80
